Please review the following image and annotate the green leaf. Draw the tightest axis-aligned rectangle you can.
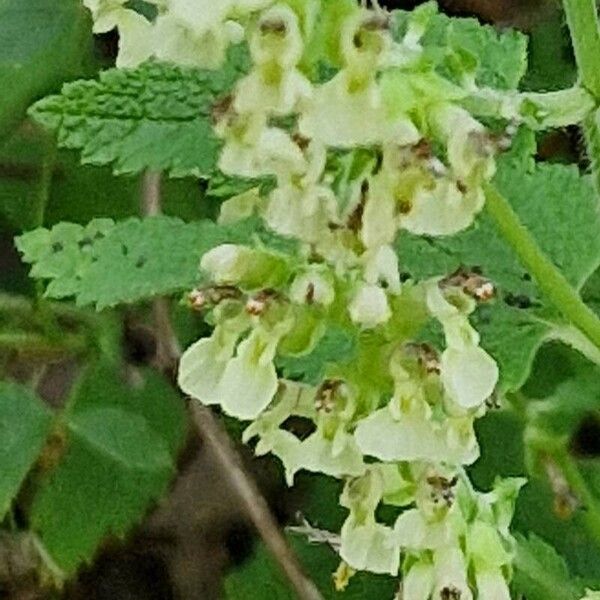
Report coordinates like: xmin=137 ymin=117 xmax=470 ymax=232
xmin=397 ymin=144 xmax=600 ymax=391
xmin=16 ymin=216 xmax=259 ymax=309
xmin=30 ymin=364 xmax=186 ymax=574
xmin=392 ymin=8 xmax=528 ymax=90
xmin=225 ymin=535 xmax=396 ymax=599
xmin=29 ymin=45 xmax=249 ymax=178
xmin=67 ymin=409 xmax=172 ymax=471
xmin=0 ymin=381 xmax=52 ymax=519
xmin=513 ymin=533 xmax=584 ymax=600
xmin=0 ymin=0 xmax=92 ymax=140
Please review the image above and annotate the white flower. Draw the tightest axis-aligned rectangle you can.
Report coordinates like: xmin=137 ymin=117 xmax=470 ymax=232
xmin=348 ymin=283 xmax=391 ymax=328
xmin=249 ymin=5 xmax=304 ymax=68
xmin=441 ymin=344 xmax=499 ymax=409
xmin=266 ymin=428 xmax=365 ymax=485
xmin=354 ymin=400 xmax=479 ymax=465
xmin=340 ymin=518 xmax=401 ymax=575
xmin=264 ymin=180 xmax=338 ymax=243
xmin=152 ymin=0 xmax=247 ymax=69
xmin=360 ymin=180 xmax=399 ymax=249
xmin=299 ymin=73 xmax=420 ymax=148
xmin=475 ymin=568 xmax=511 ymax=600
xmin=178 ymin=336 xmax=233 ymax=404
xmin=234 ymin=5 xmax=312 ymax=116
xmin=433 ymin=545 xmax=473 ymax=600
xmin=213 ymin=329 xmax=279 ymax=419
xmin=339 ymin=470 xmax=402 ymax=575
xmin=362 ymin=245 xmax=401 ymax=294
xmin=218 ymin=189 xmax=261 ymax=225
xmin=219 ymin=124 xmax=306 ymax=179
xmin=290 ymin=270 xmax=335 ymax=306
xmin=430 ymin=103 xmax=496 ymax=183
xmin=400 ymin=180 xmax=486 ymax=237
xmin=114 ymin=9 xmax=156 ymax=68
xmin=235 ymin=69 xmax=312 ymax=116
xmin=177 ymin=316 xmax=249 ymax=404
xmin=402 ymin=560 xmax=434 ymax=600
xmin=201 ymin=244 xmax=251 ymax=284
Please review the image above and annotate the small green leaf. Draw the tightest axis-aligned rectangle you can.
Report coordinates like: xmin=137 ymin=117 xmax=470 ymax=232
xmin=0 ymin=381 xmax=52 ymax=519
xmin=392 ymin=9 xmax=528 ymax=90
xmin=513 ymin=534 xmax=584 ymax=600
xmin=16 ymin=216 xmax=261 ymax=309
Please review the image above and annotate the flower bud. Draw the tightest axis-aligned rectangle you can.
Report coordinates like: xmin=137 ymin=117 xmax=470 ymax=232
xmin=349 ymin=283 xmax=391 ymax=328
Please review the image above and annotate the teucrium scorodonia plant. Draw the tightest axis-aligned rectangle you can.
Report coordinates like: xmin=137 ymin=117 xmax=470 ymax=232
xmin=13 ymin=0 xmax=600 ymax=596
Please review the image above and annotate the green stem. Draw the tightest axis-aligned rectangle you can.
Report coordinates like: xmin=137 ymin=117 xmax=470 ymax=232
xmin=484 ymin=184 xmax=600 ymax=351
xmin=563 ymin=0 xmax=600 ymax=98
xmin=553 ymin=448 xmax=600 ymax=544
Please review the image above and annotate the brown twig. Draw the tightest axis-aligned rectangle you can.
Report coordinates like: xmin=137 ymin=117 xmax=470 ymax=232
xmin=191 ymin=404 xmax=323 ymax=600
xmin=140 ymin=170 xmax=323 ymax=600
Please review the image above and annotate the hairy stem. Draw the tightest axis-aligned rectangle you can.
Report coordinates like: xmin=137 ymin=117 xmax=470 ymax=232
xmin=563 ymin=0 xmax=600 ymax=98
xmin=484 ymin=184 xmax=600 ymax=351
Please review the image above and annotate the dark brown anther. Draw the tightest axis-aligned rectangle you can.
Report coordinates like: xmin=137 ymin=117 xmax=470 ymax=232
xmin=440 ymin=586 xmax=462 ymax=600
xmin=211 ymin=93 xmax=234 ymax=124
xmin=412 ymin=139 xmax=433 ymax=160
xmin=347 ymin=182 xmax=368 ymax=233
xmin=188 ymin=286 xmax=243 ymax=311
xmin=426 ymin=475 xmax=458 ymax=508
xmin=396 ymin=197 xmax=412 ymax=215
xmin=456 ymin=180 xmax=468 ymax=194
xmin=404 ymin=342 xmax=441 ymax=374
xmin=485 ymin=390 xmax=501 ymax=410
xmin=291 ymin=132 xmax=310 ymax=151
xmin=441 ymin=267 xmax=496 ymax=302
xmin=245 ymin=289 xmax=279 ymax=316
xmin=260 ymin=18 xmax=287 ymax=35
xmin=305 ymin=282 xmax=315 ymax=305
xmin=469 ymin=130 xmax=495 ymax=159
xmin=315 ymin=379 xmax=344 ymax=413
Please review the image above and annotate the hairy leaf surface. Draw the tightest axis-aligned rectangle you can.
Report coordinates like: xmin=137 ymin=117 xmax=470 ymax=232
xmin=16 ymin=216 xmax=260 ymax=309
xmin=28 ymin=46 xmax=249 ymax=178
